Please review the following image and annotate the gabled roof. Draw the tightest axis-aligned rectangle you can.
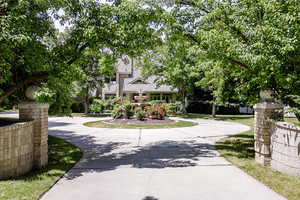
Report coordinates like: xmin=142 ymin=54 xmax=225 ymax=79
xmin=128 ymin=78 xmax=150 ymax=85
xmin=103 ymin=57 xmax=178 ymax=94
xmin=123 ymin=68 xmax=177 ymax=93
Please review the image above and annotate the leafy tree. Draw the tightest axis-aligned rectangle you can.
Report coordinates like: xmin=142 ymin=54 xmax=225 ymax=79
xmin=0 ymin=0 xmax=164 ymax=113
xmin=140 ymin=38 xmax=202 ymax=112
xmin=145 ymin=0 xmax=300 ymax=119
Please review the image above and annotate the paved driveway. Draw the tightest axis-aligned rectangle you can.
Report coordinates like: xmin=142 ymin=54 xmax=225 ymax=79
xmin=0 ymin=113 xmax=286 ymax=200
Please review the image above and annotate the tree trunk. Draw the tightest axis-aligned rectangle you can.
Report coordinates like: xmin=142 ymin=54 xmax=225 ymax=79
xmin=212 ymin=104 xmax=216 ymax=118
xmin=180 ymin=90 xmax=187 ymax=113
xmin=83 ymin=87 xmax=90 ymax=114
xmin=83 ymin=98 xmax=88 ymax=114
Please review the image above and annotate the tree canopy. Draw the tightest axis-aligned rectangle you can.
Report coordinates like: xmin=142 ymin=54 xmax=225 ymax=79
xmin=139 ymin=0 xmax=300 ymax=117
xmin=1 ymin=0 xmax=299 ymax=119
xmin=0 ymin=0 xmax=164 ymax=106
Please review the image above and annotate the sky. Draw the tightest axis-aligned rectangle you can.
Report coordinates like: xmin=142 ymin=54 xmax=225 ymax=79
xmin=53 ymin=0 xmax=113 ymax=32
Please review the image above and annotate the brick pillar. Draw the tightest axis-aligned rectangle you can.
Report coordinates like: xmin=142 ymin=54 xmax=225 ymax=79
xmin=254 ymin=102 xmax=283 ymax=166
xmin=19 ymin=102 xmax=49 ymax=168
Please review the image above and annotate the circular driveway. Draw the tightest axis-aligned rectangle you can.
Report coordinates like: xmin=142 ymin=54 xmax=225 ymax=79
xmin=40 ymin=116 xmax=285 ymax=200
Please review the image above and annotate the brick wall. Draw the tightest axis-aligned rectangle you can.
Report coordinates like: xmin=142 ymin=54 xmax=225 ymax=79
xmin=271 ymin=122 xmax=300 ymax=176
xmin=254 ymin=102 xmax=300 ymax=176
xmin=0 ymin=102 xmax=49 ymax=180
xmin=0 ymin=121 xmax=35 ymax=179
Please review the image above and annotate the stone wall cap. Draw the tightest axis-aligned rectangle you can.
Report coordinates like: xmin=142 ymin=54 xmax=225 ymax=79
xmin=19 ymin=102 xmax=49 ymax=109
xmin=276 ymin=121 xmax=300 ymax=131
xmin=0 ymin=120 xmax=34 ymax=131
xmin=254 ymin=102 xmax=283 ymax=110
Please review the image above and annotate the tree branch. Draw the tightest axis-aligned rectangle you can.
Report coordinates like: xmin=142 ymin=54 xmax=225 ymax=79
xmin=0 ymin=72 xmax=49 ymax=103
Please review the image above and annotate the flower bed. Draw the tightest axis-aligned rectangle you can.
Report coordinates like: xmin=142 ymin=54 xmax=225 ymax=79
xmin=104 ymin=118 xmax=175 ymax=125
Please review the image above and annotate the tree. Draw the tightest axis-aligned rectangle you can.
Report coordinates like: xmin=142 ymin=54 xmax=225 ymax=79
xmin=147 ymin=0 xmax=300 ymax=120
xmin=0 ymin=0 xmax=164 ymax=111
xmin=74 ymin=49 xmax=116 ymax=114
xmin=140 ymin=39 xmax=202 ymax=112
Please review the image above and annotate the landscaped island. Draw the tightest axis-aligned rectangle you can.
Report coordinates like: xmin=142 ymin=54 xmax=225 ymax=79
xmin=86 ymin=98 xmax=197 ymax=129
xmin=84 ymin=119 xmax=197 ymax=129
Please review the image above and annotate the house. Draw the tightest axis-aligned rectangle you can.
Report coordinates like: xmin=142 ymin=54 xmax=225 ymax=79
xmin=102 ymin=56 xmax=178 ymax=102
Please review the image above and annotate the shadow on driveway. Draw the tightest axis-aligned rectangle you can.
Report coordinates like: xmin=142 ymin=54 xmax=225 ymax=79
xmin=49 ymin=128 xmax=218 ymax=180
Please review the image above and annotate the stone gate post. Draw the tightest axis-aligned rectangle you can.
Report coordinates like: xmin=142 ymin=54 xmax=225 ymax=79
xmin=19 ymin=102 xmax=49 ymax=168
xmin=254 ymin=102 xmax=283 ymax=166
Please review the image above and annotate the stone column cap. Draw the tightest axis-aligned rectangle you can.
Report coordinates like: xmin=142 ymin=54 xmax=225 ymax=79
xmin=19 ymin=102 xmax=50 ymax=109
xmin=254 ymin=102 xmax=283 ymax=110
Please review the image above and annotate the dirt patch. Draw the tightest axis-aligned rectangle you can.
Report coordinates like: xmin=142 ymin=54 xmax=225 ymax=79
xmin=104 ymin=118 xmax=176 ymax=125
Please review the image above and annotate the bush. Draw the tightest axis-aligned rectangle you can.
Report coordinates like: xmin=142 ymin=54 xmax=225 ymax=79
xmin=111 ymin=100 xmax=134 ymax=119
xmin=149 ymin=100 xmax=165 ymax=105
xmin=89 ymin=99 xmax=118 ymax=114
xmin=147 ymin=104 xmax=167 ymax=120
xmin=164 ymin=102 xmax=182 ymax=115
xmin=112 ymin=105 xmax=123 ymax=119
xmin=89 ymin=99 xmax=105 ymax=114
xmin=135 ymin=108 xmax=147 ymax=121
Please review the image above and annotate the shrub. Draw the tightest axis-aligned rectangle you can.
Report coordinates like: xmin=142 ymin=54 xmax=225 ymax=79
xmin=89 ymin=99 xmax=105 ymax=114
xmin=111 ymin=100 xmax=134 ymax=119
xmin=112 ymin=105 xmax=124 ymax=119
xmin=103 ymin=99 xmax=115 ymax=111
xmin=147 ymin=104 xmax=167 ymax=120
xmin=164 ymin=102 xmax=182 ymax=115
xmin=135 ymin=108 xmax=147 ymax=121
xmin=149 ymin=100 xmax=165 ymax=105
xmin=123 ymin=101 xmax=134 ymax=119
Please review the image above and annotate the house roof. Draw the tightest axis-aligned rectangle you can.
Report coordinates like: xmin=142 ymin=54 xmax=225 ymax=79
xmin=123 ymin=67 xmax=177 ymax=93
xmin=103 ymin=57 xmax=178 ymax=94
xmin=103 ymin=83 xmax=118 ymax=94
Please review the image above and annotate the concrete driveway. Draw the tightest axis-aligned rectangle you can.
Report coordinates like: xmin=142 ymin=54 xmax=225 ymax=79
xmin=0 ymin=113 xmax=286 ymax=200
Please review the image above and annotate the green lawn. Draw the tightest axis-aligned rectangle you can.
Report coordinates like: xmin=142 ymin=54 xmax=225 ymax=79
xmin=0 ymin=136 xmax=82 ymax=200
xmin=71 ymin=112 xmax=111 ymax=117
xmin=84 ymin=120 xmax=198 ymax=129
xmin=208 ymin=115 xmax=300 ymax=200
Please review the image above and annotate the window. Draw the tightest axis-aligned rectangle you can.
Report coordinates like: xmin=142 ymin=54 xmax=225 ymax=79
xmin=150 ymin=94 xmax=161 ymax=101
xmin=105 ymin=75 xmax=116 ymax=84
xmin=162 ymin=94 xmax=172 ymax=103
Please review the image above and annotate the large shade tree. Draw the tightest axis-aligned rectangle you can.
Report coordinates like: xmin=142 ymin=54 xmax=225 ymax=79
xmin=144 ymin=0 xmax=300 ymax=119
xmin=0 ymin=0 xmax=164 ymax=108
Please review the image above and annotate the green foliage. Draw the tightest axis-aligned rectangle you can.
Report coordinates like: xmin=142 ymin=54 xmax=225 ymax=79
xmin=149 ymin=100 xmax=165 ymax=105
xmin=89 ymin=99 xmax=105 ymax=114
xmin=112 ymin=100 xmax=134 ymax=119
xmin=135 ymin=107 xmax=147 ymax=121
xmin=174 ymin=0 xmax=299 ymax=107
xmin=0 ymin=0 xmax=164 ymax=111
xmin=164 ymin=102 xmax=183 ymax=115
xmin=112 ymin=105 xmax=123 ymax=119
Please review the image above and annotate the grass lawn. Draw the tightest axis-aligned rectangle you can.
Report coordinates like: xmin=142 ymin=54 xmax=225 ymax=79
xmin=84 ymin=120 xmax=198 ymax=129
xmin=203 ymin=114 xmax=300 ymax=200
xmin=71 ymin=113 xmax=111 ymax=117
xmin=0 ymin=136 xmax=82 ymax=200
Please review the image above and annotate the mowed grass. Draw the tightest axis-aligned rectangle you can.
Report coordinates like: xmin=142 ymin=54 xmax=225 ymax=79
xmin=0 ymin=136 xmax=82 ymax=200
xmin=204 ymin=114 xmax=300 ymax=200
xmin=84 ymin=120 xmax=198 ymax=129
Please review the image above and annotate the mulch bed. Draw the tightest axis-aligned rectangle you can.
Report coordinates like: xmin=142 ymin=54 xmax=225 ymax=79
xmin=104 ymin=118 xmax=176 ymax=125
